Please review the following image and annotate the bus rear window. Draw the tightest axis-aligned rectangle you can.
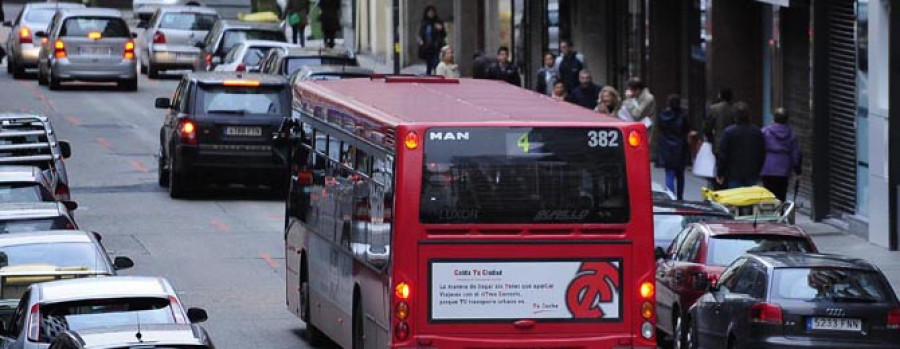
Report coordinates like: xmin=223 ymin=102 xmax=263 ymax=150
xmin=420 ymin=127 xmax=629 ymax=224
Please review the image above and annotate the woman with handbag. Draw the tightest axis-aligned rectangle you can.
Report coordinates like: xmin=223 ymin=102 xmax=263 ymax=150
xmin=284 ymin=0 xmax=310 ymax=46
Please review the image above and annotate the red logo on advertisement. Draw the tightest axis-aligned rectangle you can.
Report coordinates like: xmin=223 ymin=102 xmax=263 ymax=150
xmin=565 ymin=262 xmax=621 ymax=318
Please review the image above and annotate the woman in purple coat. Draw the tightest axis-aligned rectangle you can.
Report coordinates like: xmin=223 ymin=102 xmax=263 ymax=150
xmin=761 ymin=108 xmax=802 ymax=202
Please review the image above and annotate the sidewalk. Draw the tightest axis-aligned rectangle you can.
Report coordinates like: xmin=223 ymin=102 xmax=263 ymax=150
xmin=652 ymin=168 xmax=900 ymax=295
xmin=295 ymin=35 xmax=427 ymax=75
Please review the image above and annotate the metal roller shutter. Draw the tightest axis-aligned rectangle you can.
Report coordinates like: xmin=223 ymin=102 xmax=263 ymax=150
xmin=825 ymin=0 xmax=857 ymax=216
xmin=781 ymin=1 xmax=813 ymax=205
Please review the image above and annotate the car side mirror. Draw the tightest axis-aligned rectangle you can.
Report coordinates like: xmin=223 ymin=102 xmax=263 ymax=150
xmin=35 ymin=31 xmax=47 ymax=38
xmin=59 ymin=140 xmax=72 ymax=159
xmin=136 ymin=21 xmax=149 ymax=29
xmin=155 ymin=97 xmax=171 ymax=109
xmin=654 ymin=246 xmax=667 ymax=261
xmin=62 ymin=200 xmax=78 ymax=211
xmin=187 ymin=307 xmax=208 ymax=323
xmin=113 ymin=256 xmax=134 ymax=270
xmin=694 ymin=273 xmax=711 ymax=291
xmin=131 ymin=32 xmax=139 ymax=39
xmin=194 ymin=42 xmax=206 ymax=49
xmin=2 ymin=21 xmax=11 ymax=27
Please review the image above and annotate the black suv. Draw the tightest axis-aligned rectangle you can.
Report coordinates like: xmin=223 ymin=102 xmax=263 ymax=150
xmin=156 ymin=72 xmax=291 ymax=198
xmin=193 ymin=19 xmax=286 ymax=71
xmin=257 ymin=46 xmax=358 ymax=77
xmin=0 ymin=114 xmax=73 ymax=201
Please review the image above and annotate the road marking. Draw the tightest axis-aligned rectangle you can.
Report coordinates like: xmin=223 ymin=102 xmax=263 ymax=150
xmin=261 ymin=252 xmax=280 ymax=269
xmin=64 ymin=116 xmax=83 ymax=126
xmin=18 ymin=80 xmax=56 ymax=112
xmin=96 ymin=137 xmax=111 ymax=148
xmin=130 ymin=160 xmax=149 ymax=173
xmin=211 ymin=220 xmax=231 ymax=232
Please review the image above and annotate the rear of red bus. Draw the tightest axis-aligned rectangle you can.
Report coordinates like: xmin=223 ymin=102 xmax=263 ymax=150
xmin=389 ymin=123 xmax=656 ymax=348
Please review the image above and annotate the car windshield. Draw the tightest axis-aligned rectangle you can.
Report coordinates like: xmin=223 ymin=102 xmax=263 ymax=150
xmin=707 ymin=236 xmax=813 ymax=267
xmin=0 ymin=184 xmax=46 ymax=203
xmin=0 ymin=242 xmax=105 ymax=270
xmin=40 ymin=298 xmax=176 ymax=343
xmin=0 ymin=218 xmax=73 ymax=233
xmin=159 ymin=12 xmax=217 ymax=30
xmin=774 ymin=268 xmax=891 ymax=303
xmin=221 ymin=30 xmax=285 ymax=53
xmin=198 ymin=86 xmax=285 ymax=116
xmin=286 ymin=57 xmax=356 ymax=75
xmin=421 ymin=127 xmax=629 ymax=224
xmin=243 ymin=47 xmax=276 ymax=66
xmin=60 ymin=17 xmax=130 ymax=38
xmin=653 ymin=214 xmax=727 ymax=241
xmin=25 ymin=9 xmax=56 ymax=24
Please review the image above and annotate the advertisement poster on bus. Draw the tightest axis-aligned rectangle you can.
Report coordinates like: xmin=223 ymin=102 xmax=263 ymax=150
xmin=429 ymin=259 xmax=623 ymax=321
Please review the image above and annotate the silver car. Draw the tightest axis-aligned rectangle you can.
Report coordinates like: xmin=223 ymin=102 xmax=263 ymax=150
xmin=133 ymin=0 xmax=251 ymax=20
xmin=35 ymin=8 xmax=138 ymax=91
xmin=2 ymin=3 xmax=85 ymax=79
xmin=0 ymin=276 xmax=206 ymax=349
xmin=137 ymin=6 xmax=218 ymax=78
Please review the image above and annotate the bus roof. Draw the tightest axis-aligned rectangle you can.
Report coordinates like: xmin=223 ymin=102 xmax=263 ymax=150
xmin=295 ymin=77 xmax=627 ymax=127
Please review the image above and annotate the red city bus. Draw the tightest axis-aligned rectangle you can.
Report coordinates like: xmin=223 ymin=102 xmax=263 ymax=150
xmin=279 ymin=76 xmax=656 ymax=348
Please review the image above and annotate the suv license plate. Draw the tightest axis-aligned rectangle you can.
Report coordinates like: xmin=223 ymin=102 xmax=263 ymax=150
xmin=224 ymin=126 xmax=262 ymax=137
xmin=808 ymin=317 xmax=861 ymax=331
xmin=79 ymin=47 xmax=111 ymax=55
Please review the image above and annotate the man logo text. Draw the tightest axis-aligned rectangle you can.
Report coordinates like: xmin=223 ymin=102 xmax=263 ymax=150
xmin=430 ymin=132 xmax=470 ymax=141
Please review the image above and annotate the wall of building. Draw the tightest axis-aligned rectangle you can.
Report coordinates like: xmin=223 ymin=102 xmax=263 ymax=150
xmin=708 ymin=0 xmax=763 ymax=124
xmin=867 ymin=0 xmax=891 ymax=247
xmin=567 ymin=0 xmax=610 ymax=85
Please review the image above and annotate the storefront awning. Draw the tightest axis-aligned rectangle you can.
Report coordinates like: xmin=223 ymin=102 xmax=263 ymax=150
xmin=755 ymin=0 xmax=790 ymax=6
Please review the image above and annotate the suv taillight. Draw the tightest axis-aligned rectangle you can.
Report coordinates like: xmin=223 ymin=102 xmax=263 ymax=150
xmin=55 ymin=183 xmax=70 ymax=201
xmin=888 ymin=308 xmax=900 ymax=330
xmin=54 ymin=40 xmax=66 ymax=59
xmin=26 ymin=303 xmax=40 ymax=342
xmin=152 ymin=31 xmax=166 ymax=44
xmin=124 ymin=40 xmax=135 ymax=60
xmin=19 ymin=27 xmax=32 ymax=44
xmin=236 ymin=63 xmax=246 ymax=72
xmin=168 ymin=295 xmax=188 ymax=323
xmin=751 ymin=302 xmax=783 ymax=324
xmin=179 ymin=119 xmax=197 ymax=145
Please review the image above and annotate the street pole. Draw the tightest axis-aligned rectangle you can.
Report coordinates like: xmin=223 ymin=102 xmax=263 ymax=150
xmin=392 ymin=0 xmax=400 ymax=74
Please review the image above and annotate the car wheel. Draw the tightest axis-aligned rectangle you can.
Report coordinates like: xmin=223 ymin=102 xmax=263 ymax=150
xmin=37 ymin=64 xmax=47 ymax=85
xmin=119 ymin=78 xmax=138 ymax=91
xmin=5 ymin=55 xmax=11 ymax=74
xmin=168 ymin=156 xmax=190 ymax=198
xmin=148 ymin=63 xmax=160 ymax=79
xmin=301 ymin=267 xmax=326 ymax=345
xmin=11 ymin=59 xmax=26 ymax=79
xmin=353 ymin=296 xmax=365 ymax=349
xmin=48 ymin=69 xmax=61 ymax=90
xmin=158 ymin=151 xmax=170 ymax=187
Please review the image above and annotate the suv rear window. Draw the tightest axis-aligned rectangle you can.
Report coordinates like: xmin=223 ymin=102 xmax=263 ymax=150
xmin=774 ymin=268 xmax=891 ymax=302
xmin=221 ymin=29 xmax=285 ymax=53
xmin=25 ymin=9 xmax=56 ymax=24
xmin=60 ymin=17 xmax=130 ymax=37
xmin=197 ymin=86 xmax=286 ymax=116
xmin=707 ymin=236 xmax=813 ymax=267
xmin=40 ymin=298 xmax=176 ymax=342
xmin=421 ymin=127 xmax=629 ymax=224
xmin=0 ymin=217 xmax=73 ymax=233
xmin=0 ymin=183 xmax=48 ymax=203
xmin=159 ymin=12 xmax=217 ymax=30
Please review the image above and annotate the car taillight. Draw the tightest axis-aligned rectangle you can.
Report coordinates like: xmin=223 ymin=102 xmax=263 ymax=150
xmin=888 ymin=308 xmax=900 ymax=330
xmin=19 ymin=27 xmax=32 ymax=44
xmin=26 ymin=303 xmax=40 ymax=342
xmin=236 ymin=63 xmax=246 ymax=72
xmin=205 ymin=53 xmax=212 ymax=67
xmin=180 ymin=119 xmax=197 ymax=144
xmin=55 ymin=183 xmax=70 ymax=201
xmin=297 ymin=170 xmax=313 ymax=185
xmin=124 ymin=40 xmax=135 ymax=60
xmin=152 ymin=31 xmax=166 ymax=44
xmin=54 ymin=40 xmax=66 ymax=59
xmin=168 ymin=295 xmax=188 ymax=323
xmin=751 ymin=302 xmax=783 ymax=324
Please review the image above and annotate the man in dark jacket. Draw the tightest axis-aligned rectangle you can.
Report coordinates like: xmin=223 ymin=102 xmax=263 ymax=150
xmin=568 ymin=69 xmax=601 ymax=110
xmin=487 ymin=46 xmax=521 ymax=86
xmin=704 ymin=87 xmax=735 ymax=155
xmin=658 ymin=94 xmax=690 ymax=200
xmin=716 ymin=102 xmax=765 ymax=189
xmin=555 ymin=40 xmax=584 ymax=91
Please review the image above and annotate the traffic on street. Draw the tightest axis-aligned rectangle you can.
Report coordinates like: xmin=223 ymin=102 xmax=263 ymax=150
xmin=0 ymin=0 xmax=899 ymax=348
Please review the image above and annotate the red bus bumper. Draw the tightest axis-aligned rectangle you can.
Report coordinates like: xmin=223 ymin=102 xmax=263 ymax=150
xmin=394 ymin=334 xmax=656 ymax=349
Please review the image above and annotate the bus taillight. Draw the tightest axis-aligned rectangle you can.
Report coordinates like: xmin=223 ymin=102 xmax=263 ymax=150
xmin=395 ymin=282 xmax=410 ymax=299
xmin=404 ymin=131 xmax=419 ymax=149
xmin=396 ymin=301 xmax=409 ymax=319
xmin=639 ymin=280 xmax=655 ymax=340
xmin=628 ymin=129 xmax=642 ymax=148
xmin=394 ymin=282 xmax=411 ymax=341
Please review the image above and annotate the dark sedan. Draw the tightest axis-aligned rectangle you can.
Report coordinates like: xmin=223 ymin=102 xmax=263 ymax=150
xmin=687 ymin=252 xmax=900 ymax=349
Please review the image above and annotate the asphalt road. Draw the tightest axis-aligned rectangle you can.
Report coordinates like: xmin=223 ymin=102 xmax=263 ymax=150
xmin=0 ymin=5 xmax=321 ymax=348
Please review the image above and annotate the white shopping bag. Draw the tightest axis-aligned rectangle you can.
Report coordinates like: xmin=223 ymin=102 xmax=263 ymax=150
xmin=692 ymin=141 xmax=716 ymax=178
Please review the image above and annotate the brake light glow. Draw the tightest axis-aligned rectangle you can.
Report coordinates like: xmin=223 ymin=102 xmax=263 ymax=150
xmin=628 ymin=129 xmax=642 ymax=148
xmin=404 ymin=131 xmax=419 ymax=150
xmin=87 ymin=31 xmax=102 ymax=40
xmin=395 ymin=282 xmax=410 ymax=300
xmin=26 ymin=303 xmax=40 ymax=342
xmin=751 ymin=302 xmax=783 ymax=324
xmin=19 ymin=27 xmax=32 ymax=44
xmin=888 ymin=308 xmax=900 ymax=329
xmin=395 ymin=301 xmax=409 ymax=320
xmin=641 ymin=301 xmax=654 ymax=319
xmin=54 ymin=40 xmax=66 ymax=59
xmin=639 ymin=281 xmax=654 ymax=299
xmin=222 ymin=79 xmax=260 ymax=87
xmin=180 ymin=119 xmax=197 ymax=144
xmin=124 ymin=40 xmax=135 ymax=60
xmin=152 ymin=31 xmax=166 ymax=44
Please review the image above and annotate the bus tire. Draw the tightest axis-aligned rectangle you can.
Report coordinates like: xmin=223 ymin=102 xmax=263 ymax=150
xmin=353 ymin=290 xmax=364 ymax=349
xmin=301 ymin=259 xmax=326 ymax=345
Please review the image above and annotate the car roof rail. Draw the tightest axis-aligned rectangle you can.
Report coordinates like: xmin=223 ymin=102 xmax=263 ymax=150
xmin=0 ymin=114 xmax=58 ymax=166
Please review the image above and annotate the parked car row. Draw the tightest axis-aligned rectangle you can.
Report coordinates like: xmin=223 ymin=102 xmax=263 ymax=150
xmin=0 ymin=113 xmax=214 ymax=348
xmin=652 ymin=185 xmax=900 ymax=348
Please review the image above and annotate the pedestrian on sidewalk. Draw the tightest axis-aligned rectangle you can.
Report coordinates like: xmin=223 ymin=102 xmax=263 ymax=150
xmin=550 ymin=81 xmax=569 ymax=102
xmin=534 ymin=52 xmax=558 ymax=96
xmin=568 ymin=69 xmax=601 ymax=110
xmin=704 ymin=87 xmax=736 ymax=156
xmin=594 ymin=86 xmax=621 ymax=117
xmin=435 ymin=45 xmax=459 ymax=78
xmin=487 ymin=46 xmax=521 ymax=86
xmin=623 ymin=78 xmax=657 ymax=161
xmin=283 ymin=0 xmax=309 ymax=47
xmin=716 ymin=102 xmax=765 ymax=189
xmin=555 ymin=40 xmax=584 ymax=91
xmin=417 ymin=5 xmax=446 ymax=75
xmin=319 ymin=0 xmax=341 ymax=48
xmin=658 ymin=94 xmax=690 ymax=200
xmin=761 ymin=108 xmax=802 ymax=202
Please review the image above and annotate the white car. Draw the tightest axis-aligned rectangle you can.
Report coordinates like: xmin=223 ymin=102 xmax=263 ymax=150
xmin=214 ymin=40 xmax=296 ymax=72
